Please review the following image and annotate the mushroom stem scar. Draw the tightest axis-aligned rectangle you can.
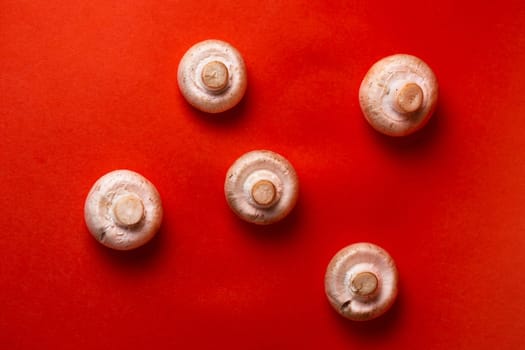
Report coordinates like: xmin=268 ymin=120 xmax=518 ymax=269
xmin=351 ymin=272 xmax=378 ymax=297
xmin=201 ymin=61 xmax=229 ymax=92
xmin=251 ymin=180 xmax=277 ymax=207
xmin=396 ymin=83 xmax=423 ymax=113
xmin=112 ymin=194 xmax=144 ymax=227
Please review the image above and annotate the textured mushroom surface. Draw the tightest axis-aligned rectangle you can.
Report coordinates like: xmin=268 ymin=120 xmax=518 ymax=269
xmin=84 ymin=170 xmax=163 ymax=250
xmin=178 ymin=39 xmax=247 ymax=113
xmin=224 ymin=150 xmax=299 ymax=225
xmin=325 ymin=242 xmax=398 ymax=321
xmin=359 ymin=54 xmax=438 ymax=136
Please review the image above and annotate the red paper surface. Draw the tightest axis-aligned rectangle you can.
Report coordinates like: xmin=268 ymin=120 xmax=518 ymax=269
xmin=1 ymin=0 xmax=525 ymax=349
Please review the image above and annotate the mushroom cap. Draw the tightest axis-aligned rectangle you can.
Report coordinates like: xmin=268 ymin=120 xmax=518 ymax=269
xmin=359 ymin=54 xmax=438 ymax=137
xmin=224 ymin=150 xmax=299 ymax=225
xmin=325 ymin=242 xmax=398 ymax=321
xmin=178 ymin=39 xmax=247 ymax=113
xmin=84 ymin=170 xmax=163 ymax=250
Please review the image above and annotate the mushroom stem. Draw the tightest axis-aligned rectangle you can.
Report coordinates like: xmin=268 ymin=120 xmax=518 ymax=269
xmin=201 ymin=61 xmax=229 ymax=92
xmin=350 ymin=271 xmax=378 ymax=297
xmin=251 ymin=180 xmax=277 ymax=207
xmin=396 ymin=83 xmax=423 ymax=113
xmin=112 ymin=194 xmax=145 ymax=227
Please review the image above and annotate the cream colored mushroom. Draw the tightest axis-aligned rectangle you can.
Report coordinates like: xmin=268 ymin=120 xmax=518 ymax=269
xmin=178 ymin=39 xmax=247 ymax=113
xmin=224 ymin=150 xmax=299 ymax=225
xmin=84 ymin=170 xmax=163 ymax=250
xmin=325 ymin=242 xmax=398 ymax=321
xmin=359 ymin=54 xmax=438 ymax=136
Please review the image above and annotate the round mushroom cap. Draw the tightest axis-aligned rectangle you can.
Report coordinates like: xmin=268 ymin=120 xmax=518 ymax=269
xmin=84 ymin=169 xmax=163 ymax=250
xmin=359 ymin=54 xmax=438 ymax=136
xmin=224 ymin=150 xmax=299 ymax=225
xmin=325 ymin=242 xmax=398 ymax=321
xmin=178 ymin=39 xmax=247 ymax=113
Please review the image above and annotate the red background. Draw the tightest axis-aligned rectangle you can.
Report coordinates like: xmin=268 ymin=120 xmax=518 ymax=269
xmin=1 ymin=1 xmax=525 ymax=349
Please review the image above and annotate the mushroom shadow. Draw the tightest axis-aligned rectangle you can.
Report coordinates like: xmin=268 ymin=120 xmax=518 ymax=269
xmin=88 ymin=222 xmax=166 ymax=272
xmin=181 ymin=84 xmax=251 ymax=129
xmin=232 ymin=196 xmax=305 ymax=246
xmin=366 ymin=102 xmax=446 ymax=159
xmin=330 ymin=280 xmax=405 ymax=342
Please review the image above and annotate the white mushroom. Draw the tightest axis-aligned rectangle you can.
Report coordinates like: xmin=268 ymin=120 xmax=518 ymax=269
xmin=359 ymin=54 xmax=438 ymax=136
xmin=84 ymin=170 xmax=163 ymax=250
xmin=325 ymin=242 xmax=398 ymax=321
xmin=178 ymin=39 xmax=247 ymax=113
xmin=224 ymin=150 xmax=299 ymax=225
